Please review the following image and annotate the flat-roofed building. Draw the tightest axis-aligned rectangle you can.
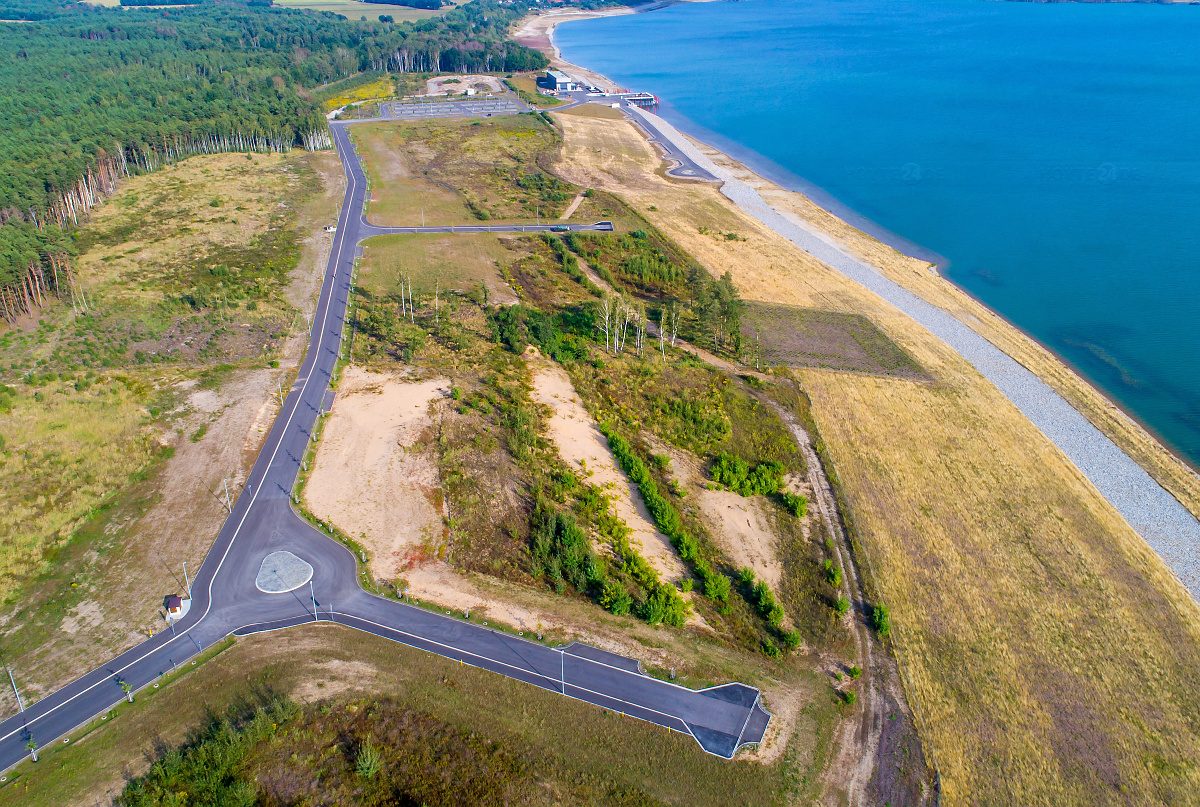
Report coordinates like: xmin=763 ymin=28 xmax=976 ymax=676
xmin=538 ymin=70 xmax=578 ymax=92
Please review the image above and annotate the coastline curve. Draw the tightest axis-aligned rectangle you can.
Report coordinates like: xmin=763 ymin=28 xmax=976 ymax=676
xmin=624 ymin=105 xmax=1200 ymax=600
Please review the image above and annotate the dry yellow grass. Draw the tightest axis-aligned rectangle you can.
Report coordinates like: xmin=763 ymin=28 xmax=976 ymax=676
xmin=552 ymin=113 xmax=1200 ymax=804
xmin=0 ymin=378 xmax=158 ymax=602
xmin=358 ymin=232 xmax=524 ymax=303
xmin=694 ymin=141 xmax=1200 ymax=527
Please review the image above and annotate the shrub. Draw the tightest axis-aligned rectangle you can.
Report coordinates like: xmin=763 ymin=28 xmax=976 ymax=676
xmin=637 ymin=583 xmax=688 ymax=628
xmin=834 ymin=595 xmax=850 ymax=616
xmin=842 ymin=690 xmax=857 ymax=706
xmin=737 ymin=567 xmax=756 ymax=586
xmin=782 ymin=630 xmax=801 ymax=648
xmin=873 ymin=604 xmax=891 ymax=637
xmin=767 ymin=603 xmax=785 ymax=628
xmin=704 ymin=573 xmax=730 ymax=603
xmin=680 ymin=578 xmax=693 ymax=593
xmin=356 ymin=740 xmax=382 ymax=778
xmin=600 ymin=579 xmax=632 ymax=616
xmin=711 ymin=452 xmax=784 ymax=497
xmin=823 ymin=559 xmax=842 ymax=588
xmin=849 ymin=664 xmax=862 ymax=679
xmin=782 ymin=491 xmax=807 ymax=517
xmin=762 ymin=638 xmax=780 ymax=658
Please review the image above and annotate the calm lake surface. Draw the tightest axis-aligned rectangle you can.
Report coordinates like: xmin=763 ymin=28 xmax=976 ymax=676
xmin=557 ymin=0 xmax=1200 ymax=466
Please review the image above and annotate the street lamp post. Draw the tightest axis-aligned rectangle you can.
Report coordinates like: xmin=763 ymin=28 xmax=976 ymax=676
xmin=7 ymin=668 xmax=23 ymax=712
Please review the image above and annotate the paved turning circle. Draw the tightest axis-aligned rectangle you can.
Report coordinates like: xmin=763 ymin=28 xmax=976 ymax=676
xmin=255 ymin=551 xmax=314 ymax=593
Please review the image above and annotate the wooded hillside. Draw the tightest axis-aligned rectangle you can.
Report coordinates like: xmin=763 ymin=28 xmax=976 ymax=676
xmin=0 ymin=0 xmax=547 ymax=321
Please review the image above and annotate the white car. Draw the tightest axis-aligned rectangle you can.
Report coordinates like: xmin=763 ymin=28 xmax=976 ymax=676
xmin=324 ymin=225 xmax=337 ymax=233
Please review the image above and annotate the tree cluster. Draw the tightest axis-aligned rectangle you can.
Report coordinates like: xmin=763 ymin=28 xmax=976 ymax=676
xmin=0 ymin=0 xmax=547 ymax=316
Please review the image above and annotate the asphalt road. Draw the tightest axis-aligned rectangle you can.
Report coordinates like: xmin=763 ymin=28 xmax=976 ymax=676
xmin=0 ymin=110 xmax=768 ymax=775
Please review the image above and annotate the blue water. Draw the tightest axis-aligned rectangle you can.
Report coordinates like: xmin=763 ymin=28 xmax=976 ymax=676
xmin=557 ymin=0 xmax=1200 ymax=467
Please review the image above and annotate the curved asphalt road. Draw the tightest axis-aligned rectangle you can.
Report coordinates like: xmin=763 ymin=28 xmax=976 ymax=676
xmin=0 ymin=114 xmax=767 ymax=774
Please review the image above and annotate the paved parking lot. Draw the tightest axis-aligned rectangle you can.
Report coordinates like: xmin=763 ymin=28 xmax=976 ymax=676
xmin=384 ymin=98 xmax=527 ymax=119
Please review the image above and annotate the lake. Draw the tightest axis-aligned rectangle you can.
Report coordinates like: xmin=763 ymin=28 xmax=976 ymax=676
xmin=556 ymin=0 xmax=1200 ymax=467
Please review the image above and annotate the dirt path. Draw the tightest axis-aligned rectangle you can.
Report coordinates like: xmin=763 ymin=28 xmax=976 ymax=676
xmin=559 ymin=193 xmax=585 ymax=220
xmin=529 ymin=359 xmax=685 ymax=583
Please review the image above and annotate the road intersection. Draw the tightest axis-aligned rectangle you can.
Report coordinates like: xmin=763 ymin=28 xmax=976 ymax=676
xmin=0 ymin=105 xmax=768 ymax=775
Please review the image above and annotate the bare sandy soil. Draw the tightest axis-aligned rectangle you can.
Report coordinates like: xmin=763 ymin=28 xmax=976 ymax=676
xmin=303 ymin=367 xmax=448 ymax=581
xmin=425 ymin=75 xmax=504 ymax=96
xmin=513 ymin=10 xmax=636 ymax=92
xmin=528 ymin=358 xmax=685 ymax=583
xmin=664 ymin=444 xmax=783 ymax=594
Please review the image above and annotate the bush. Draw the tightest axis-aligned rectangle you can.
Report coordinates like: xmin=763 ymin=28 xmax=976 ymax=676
xmin=842 ymin=690 xmax=857 ymax=706
xmin=356 ymin=740 xmax=382 ymax=778
xmin=703 ymin=573 xmax=730 ymax=603
xmin=737 ymin=567 xmax=756 ymax=586
xmin=600 ymin=579 xmax=632 ymax=616
xmin=762 ymin=638 xmax=780 ymax=658
xmin=834 ymin=595 xmax=850 ymax=616
xmin=637 ymin=583 xmax=688 ymax=627
xmin=823 ymin=559 xmax=842 ymax=588
xmin=680 ymin=578 xmax=693 ymax=593
xmin=849 ymin=664 xmax=862 ymax=679
xmin=782 ymin=491 xmax=807 ymax=517
xmin=872 ymin=604 xmax=891 ymax=637
xmin=711 ymin=452 xmax=784 ymax=497
xmin=530 ymin=508 xmax=595 ymax=593
xmin=782 ymin=630 xmax=802 ymax=648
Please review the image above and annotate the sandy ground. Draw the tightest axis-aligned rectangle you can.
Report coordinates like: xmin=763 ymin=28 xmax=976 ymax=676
xmin=528 ymin=357 xmax=685 ymax=583
xmin=303 ymin=367 xmax=448 ymax=581
xmin=425 ymin=75 xmax=504 ymax=96
xmin=665 ymin=444 xmax=783 ymax=593
xmin=559 ymin=192 xmax=585 ymax=220
xmin=513 ymin=9 xmax=639 ymax=92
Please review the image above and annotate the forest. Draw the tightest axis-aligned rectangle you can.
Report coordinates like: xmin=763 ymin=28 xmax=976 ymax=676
xmin=0 ymin=0 xmax=548 ymax=319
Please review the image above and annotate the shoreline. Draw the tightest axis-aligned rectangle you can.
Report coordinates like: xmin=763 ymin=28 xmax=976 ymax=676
xmin=536 ymin=5 xmax=1199 ymax=475
xmin=529 ymin=7 xmax=1200 ymax=597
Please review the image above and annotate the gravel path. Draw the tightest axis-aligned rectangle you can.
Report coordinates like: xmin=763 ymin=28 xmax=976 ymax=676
xmin=626 ymin=106 xmax=1200 ymax=600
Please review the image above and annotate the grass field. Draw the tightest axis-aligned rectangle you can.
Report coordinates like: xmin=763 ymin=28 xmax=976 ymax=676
xmin=552 ymin=111 xmax=1200 ymax=804
xmin=0 ymin=625 xmax=834 ymax=806
xmin=353 ymin=115 xmax=578 ymax=226
xmin=273 ymin=0 xmax=447 ymax=22
xmin=0 ymin=149 xmax=338 ymax=715
xmin=742 ymin=301 xmax=929 ymax=379
xmin=0 ymin=374 xmax=163 ymax=604
xmin=507 ymin=74 xmax=564 ymax=108
xmin=358 ymin=232 xmax=527 ymax=303
xmin=0 ymin=153 xmax=312 ymax=604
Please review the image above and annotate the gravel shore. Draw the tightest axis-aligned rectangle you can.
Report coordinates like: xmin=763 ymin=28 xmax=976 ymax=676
xmin=625 ymin=106 xmax=1200 ymax=600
